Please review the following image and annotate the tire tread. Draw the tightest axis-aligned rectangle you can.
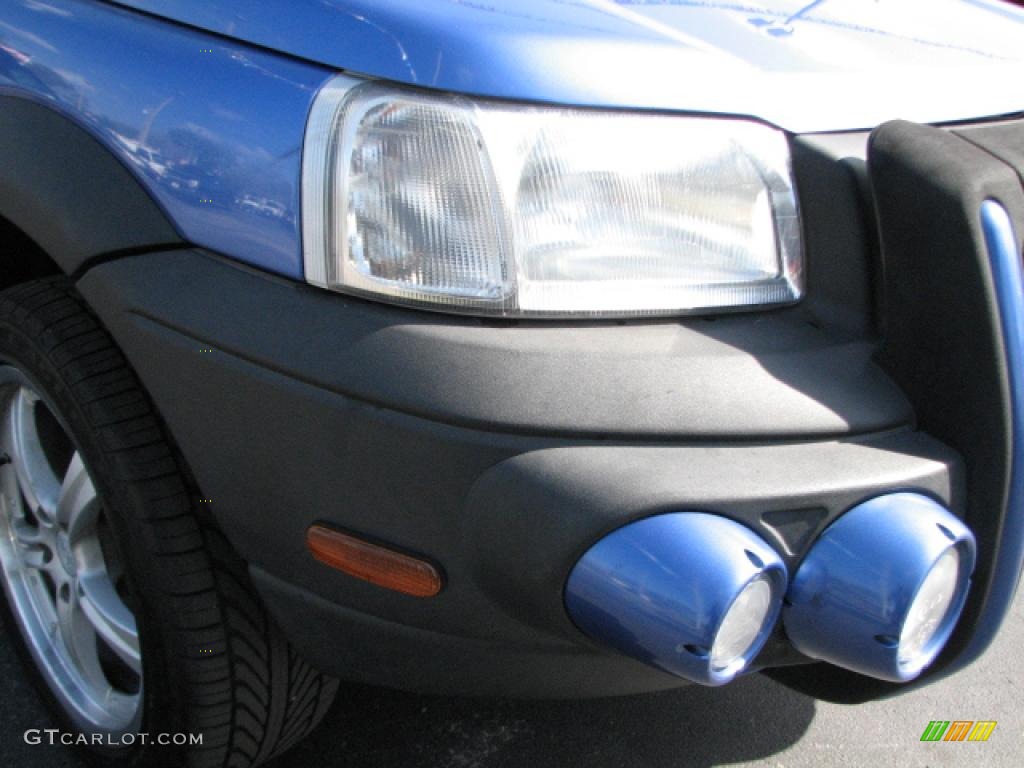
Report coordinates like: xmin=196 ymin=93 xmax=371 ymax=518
xmin=0 ymin=277 xmax=337 ymax=768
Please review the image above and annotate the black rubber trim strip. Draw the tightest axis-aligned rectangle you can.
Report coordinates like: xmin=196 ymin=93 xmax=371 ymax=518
xmin=77 ymin=247 xmax=915 ymax=440
xmin=70 ymin=242 xmax=186 ymax=282
xmin=121 ymin=305 xmax=915 ymax=446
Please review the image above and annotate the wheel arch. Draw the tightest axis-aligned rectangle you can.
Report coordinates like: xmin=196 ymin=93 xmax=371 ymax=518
xmin=0 ymin=95 xmax=183 ymax=277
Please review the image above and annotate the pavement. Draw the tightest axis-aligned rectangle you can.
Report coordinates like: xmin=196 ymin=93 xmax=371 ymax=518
xmin=1 ymin=588 xmax=1019 ymax=768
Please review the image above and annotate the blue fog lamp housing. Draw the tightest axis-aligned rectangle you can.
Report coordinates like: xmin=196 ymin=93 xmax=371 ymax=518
xmin=784 ymin=493 xmax=976 ymax=682
xmin=565 ymin=513 xmax=787 ymax=686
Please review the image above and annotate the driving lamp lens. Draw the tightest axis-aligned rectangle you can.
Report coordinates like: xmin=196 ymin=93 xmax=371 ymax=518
xmin=711 ymin=576 xmax=773 ymax=672
xmin=898 ymin=548 xmax=960 ymax=666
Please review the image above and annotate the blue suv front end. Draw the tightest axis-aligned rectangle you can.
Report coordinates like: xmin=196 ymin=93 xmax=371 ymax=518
xmin=1 ymin=0 xmax=1023 ymax=762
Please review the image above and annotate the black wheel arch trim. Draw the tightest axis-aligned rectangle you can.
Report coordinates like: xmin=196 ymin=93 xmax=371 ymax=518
xmin=0 ymin=93 xmax=183 ymax=274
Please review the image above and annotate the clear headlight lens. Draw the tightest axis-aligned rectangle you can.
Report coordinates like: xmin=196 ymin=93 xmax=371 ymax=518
xmin=302 ymin=76 xmax=802 ymax=317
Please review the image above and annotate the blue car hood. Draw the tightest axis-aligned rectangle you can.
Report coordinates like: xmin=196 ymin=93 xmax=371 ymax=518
xmin=110 ymin=0 xmax=1024 ymax=132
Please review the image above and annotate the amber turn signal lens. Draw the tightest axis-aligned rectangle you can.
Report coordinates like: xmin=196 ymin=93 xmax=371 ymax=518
xmin=306 ymin=525 xmax=443 ymax=598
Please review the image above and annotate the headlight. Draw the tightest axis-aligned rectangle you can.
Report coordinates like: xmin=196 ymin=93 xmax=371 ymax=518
xmin=302 ymin=75 xmax=803 ymax=317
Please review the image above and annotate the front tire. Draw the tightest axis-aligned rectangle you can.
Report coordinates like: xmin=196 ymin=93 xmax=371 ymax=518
xmin=0 ymin=276 xmax=337 ymax=766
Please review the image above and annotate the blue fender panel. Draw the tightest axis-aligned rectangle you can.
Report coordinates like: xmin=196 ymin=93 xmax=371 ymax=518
xmin=0 ymin=0 xmax=331 ymax=278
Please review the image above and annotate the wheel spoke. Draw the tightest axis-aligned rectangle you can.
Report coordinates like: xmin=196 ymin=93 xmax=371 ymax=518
xmin=8 ymin=388 xmax=61 ymax=523
xmin=56 ymin=452 xmax=98 ymax=544
xmin=17 ymin=544 xmax=51 ymax=570
xmin=10 ymin=515 xmax=44 ymax=547
xmin=55 ymin=577 xmax=109 ymax=692
xmin=10 ymin=517 xmax=53 ymax=571
xmin=78 ymin=570 xmax=142 ymax=675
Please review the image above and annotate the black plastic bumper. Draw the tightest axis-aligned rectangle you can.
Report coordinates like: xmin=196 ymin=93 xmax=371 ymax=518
xmin=71 ymin=118 xmax=1024 ymax=699
xmin=76 ymin=239 xmax=968 ymax=697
